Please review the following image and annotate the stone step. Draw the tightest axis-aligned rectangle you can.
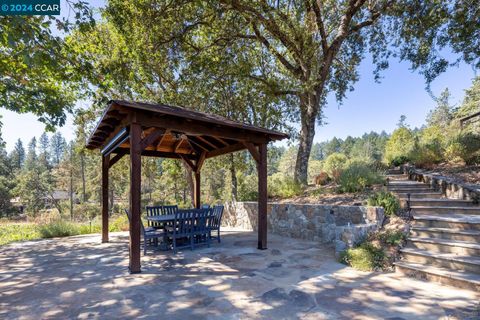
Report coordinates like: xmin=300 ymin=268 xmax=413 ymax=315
xmin=411 ymin=206 xmax=480 ymax=215
xmin=401 ymin=247 xmax=480 ymax=273
xmin=395 ymin=261 xmax=480 ymax=291
xmin=406 ymin=199 xmax=475 ymax=207
xmin=396 ymin=192 xmax=444 ymax=199
xmin=389 ymin=187 xmax=436 ymax=193
xmin=407 ymin=237 xmax=480 ymax=256
xmin=413 ymin=214 xmax=480 ymax=230
xmin=411 ymin=226 xmax=480 ymax=242
xmin=387 ymin=181 xmax=427 ymax=186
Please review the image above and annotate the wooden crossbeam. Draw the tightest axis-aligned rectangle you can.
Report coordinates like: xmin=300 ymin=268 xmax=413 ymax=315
xmin=140 ymin=129 xmax=165 ymax=151
xmin=187 ymin=136 xmax=210 ymax=152
xmin=196 ymin=151 xmax=207 ymax=173
xmin=179 ymin=154 xmax=197 ymax=172
xmin=243 ymin=142 xmax=260 ymax=164
xmin=211 ymin=136 xmax=229 ymax=147
xmin=109 ymin=150 xmax=127 ymax=168
xmin=206 ymin=142 xmax=246 ymax=158
xmin=196 ymin=136 xmax=217 ymax=149
xmin=173 ymin=138 xmax=183 ymax=153
xmin=156 ymin=129 xmax=170 ymax=150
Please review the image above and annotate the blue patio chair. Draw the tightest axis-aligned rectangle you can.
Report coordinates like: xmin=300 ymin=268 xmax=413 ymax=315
xmin=125 ymin=209 xmax=164 ymax=255
xmin=146 ymin=205 xmax=178 ymax=229
xmin=208 ymin=205 xmax=224 ymax=243
xmin=201 ymin=204 xmax=210 ymax=209
xmin=165 ymin=209 xmax=195 ymax=254
xmin=192 ymin=209 xmax=211 ymax=249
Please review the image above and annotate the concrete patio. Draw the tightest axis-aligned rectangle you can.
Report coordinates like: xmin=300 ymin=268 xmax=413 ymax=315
xmin=0 ymin=229 xmax=478 ymax=319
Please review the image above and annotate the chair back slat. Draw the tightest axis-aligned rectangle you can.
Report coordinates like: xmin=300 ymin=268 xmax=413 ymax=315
xmin=146 ymin=205 xmax=178 ymax=228
xmin=174 ymin=210 xmax=193 ymax=236
xmin=211 ymin=205 xmax=224 ymax=229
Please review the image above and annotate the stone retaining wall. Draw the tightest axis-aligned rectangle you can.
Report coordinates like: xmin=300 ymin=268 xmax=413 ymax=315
xmin=223 ymin=202 xmax=385 ymax=255
xmin=403 ymin=165 xmax=480 ymax=202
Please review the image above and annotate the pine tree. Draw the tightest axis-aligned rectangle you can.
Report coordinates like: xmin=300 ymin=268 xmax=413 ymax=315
xmin=50 ymin=132 xmax=66 ymax=166
xmin=9 ymin=139 xmax=25 ymax=170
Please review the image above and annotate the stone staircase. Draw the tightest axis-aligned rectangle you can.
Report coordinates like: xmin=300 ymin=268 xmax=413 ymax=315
xmin=386 ymin=169 xmax=480 ymax=291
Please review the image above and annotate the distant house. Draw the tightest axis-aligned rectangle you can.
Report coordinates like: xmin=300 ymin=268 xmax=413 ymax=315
xmin=11 ymin=190 xmax=76 ymax=212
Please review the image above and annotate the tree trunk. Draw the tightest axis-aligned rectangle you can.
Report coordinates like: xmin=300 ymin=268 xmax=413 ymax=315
xmin=294 ymin=92 xmax=320 ymax=185
xmin=80 ymin=152 xmax=86 ymax=202
xmin=229 ymin=153 xmax=237 ymax=201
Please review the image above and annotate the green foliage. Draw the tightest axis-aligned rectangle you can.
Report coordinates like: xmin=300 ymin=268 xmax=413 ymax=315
xmin=323 ymin=153 xmax=348 ymax=183
xmin=367 ymin=191 xmax=400 ymax=216
xmin=445 ymin=132 xmax=480 ymax=165
xmin=0 ymin=222 xmax=41 ymax=245
xmin=337 ymin=161 xmax=383 ymax=193
xmin=268 ymin=173 xmax=304 ymax=198
xmin=390 ymin=156 xmax=410 ymax=167
xmin=378 ymin=230 xmax=407 ymax=246
xmin=384 ymin=127 xmax=415 ymax=165
xmin=340 ymin=242 xmax=385 ymax=272
xmin=38 ymin=220 xmax=80 ymax=238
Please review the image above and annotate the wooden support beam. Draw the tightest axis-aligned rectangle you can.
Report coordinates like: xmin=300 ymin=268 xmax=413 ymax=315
xmin=196 ymin=136 xmax=217 ymax=149
xmin=244 ymin=142 xmax=260 ymax=164
xmin=196 ymin=151 xmax=206 ymax=173
xmin=135 ymin=113 xmax=271 ymax=144
xmin=187 ymin=136 xmax=210 ymax=152
xmin=156 ymin=129 xmax=170 ymax=150
xmin=179 ymin=154 xmax=197 ymax=172
xmin=205 ymin=142 xmax=246 ymax=158
xmin=211 ymin=136 xmax=229 ymax=147
xmin=257 ymin=143 xmax=268 ymax=250
xmin=140 ymin=129 xmax=165 ymax=151
xmin=129 ymin=122 xmax=142 ymax=273
xmin=173 ymin=138 xmax=183 ymax=153
xmin=102 ymin=154 xmax=110 ymax=243
xmin=194 ymin=172 xmax=201 ymax=209
xmin=109 ymin=150 xmax=127 ymax=168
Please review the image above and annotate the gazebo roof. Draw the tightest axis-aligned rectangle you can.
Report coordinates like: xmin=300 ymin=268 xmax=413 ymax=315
xmin=86 ymin=100 xmax=289 ymax=159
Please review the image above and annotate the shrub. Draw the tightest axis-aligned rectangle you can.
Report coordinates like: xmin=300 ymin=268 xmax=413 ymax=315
xmin=340 ymin=242 xmax=385 ymax=271
xmin=390 ymin=155 xmax=410 ymax=167
xmin=313 ymin=172 xmax=330 ymax=185
xmin=237 ymin=174 xmax=258 ymax=201
xmin=384 ymin=127 xmax=415 ymax=165
xmin=378 ymin=230 xmax=407 ymax=246
xmin=110 ymin=214 xmax=130 ymax=232
xmin=268 ymin=173 xmax=304 ymax=198
xmin=445 ymin=132 xmax=480 ymax=165
xmin=38 ymin=220 xmax=80 ymax=238
xmin=337 ymin=161 xmax=383 ymax=193
xmin=367 ymin=191 xmax=400 ymax=216
xmin=323 ymin=153 xmax=348 ymax=182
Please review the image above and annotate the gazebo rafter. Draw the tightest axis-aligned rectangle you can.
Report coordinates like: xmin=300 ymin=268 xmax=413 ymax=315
xmin=86 ymin=100 xmax=288 ymax=273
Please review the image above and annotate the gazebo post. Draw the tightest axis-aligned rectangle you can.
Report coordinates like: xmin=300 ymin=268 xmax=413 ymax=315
xmin=129 ymin=122 xmax=142 ymax=273
xmin=101 ymin=154 xmax=110 ymax=243
xmin=257 ymin=143 xmax=268 ymax=250
xmin=194 ymin=172 xmax=201 ymax=209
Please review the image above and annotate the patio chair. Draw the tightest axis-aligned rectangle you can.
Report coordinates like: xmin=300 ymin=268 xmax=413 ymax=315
xmin=192 ymin=209 xmax=211 ymax=249
xmin=146 ymin=205 xmax=178 ymax=229
xmin=201 ymin=204 xmax=210 ymax=209
xmin=164 ymin=209 xmax=195 ymax=254
xmin=208 ymin=205 xmax=224 ymax=243
xmin=125 ymin=209 xmax=164 ymax=255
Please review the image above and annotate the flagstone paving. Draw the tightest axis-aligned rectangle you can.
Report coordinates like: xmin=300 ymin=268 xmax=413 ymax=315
xmin=0 ymin=229 xmax=478 ymax=319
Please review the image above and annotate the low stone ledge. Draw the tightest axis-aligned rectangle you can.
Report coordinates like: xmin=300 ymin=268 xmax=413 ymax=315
xmin=402 ymin=165 xmax=480 ymax=202
xmin=223 ymin=202 xmax=384 ymax=245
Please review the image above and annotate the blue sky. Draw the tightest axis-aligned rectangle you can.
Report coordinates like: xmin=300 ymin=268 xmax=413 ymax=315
xmin=0 ymin=2 xmax=478 ymax=152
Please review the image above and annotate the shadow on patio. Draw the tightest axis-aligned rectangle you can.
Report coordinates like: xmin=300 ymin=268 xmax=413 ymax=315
xmin=0 ymin=230 xmax=478 ymax=319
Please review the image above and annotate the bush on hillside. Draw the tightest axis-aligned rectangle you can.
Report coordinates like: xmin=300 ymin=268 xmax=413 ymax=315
xmin=384 ymin=127 xmax=415 ymax=165
xmin=390 ymin=155 xmax=410 ymax=167
xmin=367 ymin=191 xmax=400 ymax=216
xmin=268 ymin=173 xmax=304 ymax=198
xmin=337 ymin=161 xmax=383 ymax=193
xmin=445 ymin=132 xmax=480 ymax=165
xmin=340 ymin=242 xmax=386 ymax=271
xmin=323 ymin=153 xmax=348 ymax=183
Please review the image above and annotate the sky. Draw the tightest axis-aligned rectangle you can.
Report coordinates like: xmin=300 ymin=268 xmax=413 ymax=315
xmin=0 ymin=3 xmax=478 ymax=152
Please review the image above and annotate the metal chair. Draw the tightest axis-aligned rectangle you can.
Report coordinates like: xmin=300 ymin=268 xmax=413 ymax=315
xmin=125 ymin=209 xmax=164 ymax=255
xmin=208 ymin=205 xmax=224 ymax=243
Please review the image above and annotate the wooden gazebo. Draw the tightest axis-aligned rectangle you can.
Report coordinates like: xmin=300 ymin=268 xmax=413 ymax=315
xmin=86 ymin=100 xmax=288 ymax=273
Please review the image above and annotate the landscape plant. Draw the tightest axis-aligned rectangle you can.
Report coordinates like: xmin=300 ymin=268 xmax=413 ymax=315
xmin=367 ymin=191 xmax=400 ymax=216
